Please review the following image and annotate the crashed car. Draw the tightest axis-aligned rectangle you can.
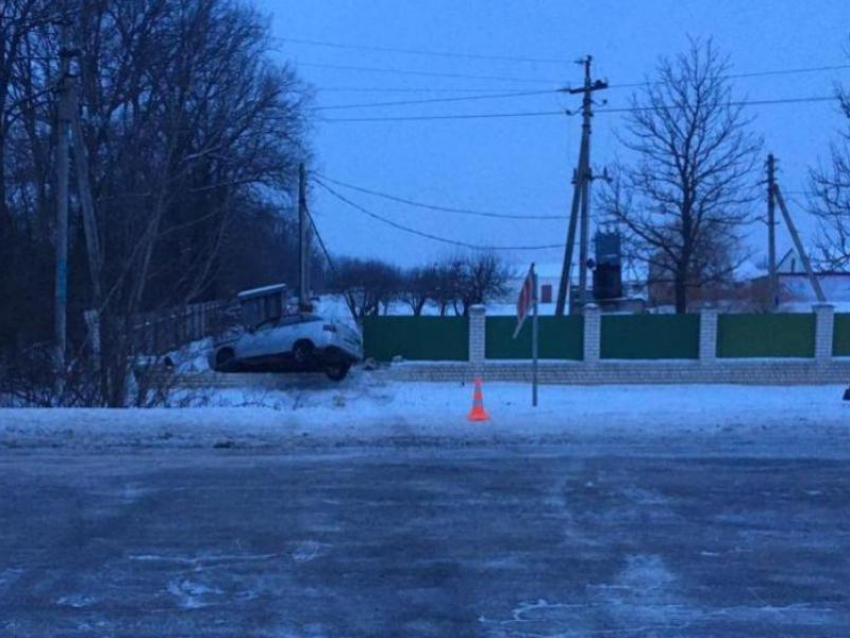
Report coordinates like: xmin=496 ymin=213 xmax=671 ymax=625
xmin=209 ymin=313 xmax=362 ymax=380
xmin=208 ymin=284 xmax=362 ymax=380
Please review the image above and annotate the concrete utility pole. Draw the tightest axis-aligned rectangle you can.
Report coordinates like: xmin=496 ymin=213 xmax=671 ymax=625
xmin=555 ymin=55 xmax=608 ymax=316
xmin=298 ymin=162 xmax=309 ymax=310
xmin=766 ymin=154 xmax=778 ymax=310
xmin=773 ymin=180 xmax=826 ymax=303
xmin=53 ymin=24 xmax=73 ymax=391
xmin=71 ymin=90 xmax=102 ymax=305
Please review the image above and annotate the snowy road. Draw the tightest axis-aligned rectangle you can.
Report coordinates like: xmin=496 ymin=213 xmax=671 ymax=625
xmin=1 ymin=446 xmax=848 ymax=636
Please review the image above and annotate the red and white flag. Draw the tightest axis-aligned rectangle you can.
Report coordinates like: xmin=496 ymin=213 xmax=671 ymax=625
xmin=513 ymin=265 xmax=536 ymax=339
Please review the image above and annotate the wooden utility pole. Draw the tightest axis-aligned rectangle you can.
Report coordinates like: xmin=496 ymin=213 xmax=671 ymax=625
xmin=766 ymin=154 xmax=778 ymax=310
xmin=555 ymin=56 xmax=608 ymax=316
xmin=298 ymin=162 xmax=309 ymax=310
xmin=54 ymin=26 xmax=73 ymax=390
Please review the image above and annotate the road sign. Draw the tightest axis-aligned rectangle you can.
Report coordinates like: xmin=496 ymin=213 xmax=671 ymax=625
xmin=513 ymin=264 xmax=539 ymax=407
xmin=513 ymin=265 xmax=535 ymax=339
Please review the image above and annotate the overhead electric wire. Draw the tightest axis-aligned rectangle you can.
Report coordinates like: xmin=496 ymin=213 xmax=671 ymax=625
xmin=280 ymin=36 xmax=572 ymax=66
xmin=318 ymin=94 xmax=840 ymax=123
xmin=282 ymin=36 xmax=850 ymax=81
xmin=314 ymin=179 xmax=563 ymax=251
xmin=303 ymin=202 xmax=339 ymax=275
xmin=312 ymin=89 xmax=559 ymax=111
xmin=321 ymin=109 xmax=564 ymax=122
xmin=605 ymin=63 xmax=850 ymax=91
xmin=316 ymin=174 xmax=565 ymax=220
xmin=312 ymin=86 xmax=539 ymax=94
xmin=296 ymin=61 xmax=561 ymax=85
xmin=305 ymin=62 xmax=850 ymax=110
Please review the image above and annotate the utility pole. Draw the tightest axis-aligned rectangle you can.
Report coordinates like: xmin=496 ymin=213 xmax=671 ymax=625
xmin=555 ymin=55 xmax=608 ymax=316
xmin=298 ymin=162 xmax=309 ymax=310
xmin=71 ymin=90 xmax=102 ymax=305
xmin=773 ymin=179 xmax=826 ymax=303
xmin=53 ymin=23 xmax=73 ymax=392
xmin=766 ymin=154 xmax=778 ymax=310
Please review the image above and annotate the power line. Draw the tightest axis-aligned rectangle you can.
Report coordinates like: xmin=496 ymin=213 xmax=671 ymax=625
xmin=307 ymin=64 xmax=850 ymax=110
xmin=319 ymin=94 xmax=840 ymax=123
xmin=321 ymin=109 xmax=563 ymax=123
xmin=312 ymin=86 xmax=540 ymax=94
xmin=312 ymin=89 xmax=559 ymax=111
xmin=606 ymin=63 xmax=850 ymax=90
xmin=316 ymin=174 xmax=565 ymax=220
xmin=282 ymin=36 xmax=850 ymax=82
xmin=280 ymin=36 xmax=572 ymax=66
xmin=314 ymin=179 xmax=563 ymax=251
xmin=304 ymin=202 xmax=339 ymax=275
xmin=296 ymin=61 xmax=561 ymax=85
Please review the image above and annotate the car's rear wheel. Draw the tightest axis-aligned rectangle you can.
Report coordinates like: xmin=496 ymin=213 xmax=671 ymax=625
xmin=325 ymin=361 xmax=351 ymax=381
xmin=215 ymin=348 xmax=236 ymax=372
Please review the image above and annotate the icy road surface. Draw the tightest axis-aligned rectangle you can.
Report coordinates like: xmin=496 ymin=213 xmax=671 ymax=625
xmin=1 ymin=446 xmax=848 ymax=637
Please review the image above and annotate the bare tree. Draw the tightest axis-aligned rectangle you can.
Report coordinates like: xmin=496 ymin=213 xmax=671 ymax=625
xmin=399 ymin=266 xmax=439 ymax=316
xmin=330 ymin=258 xmax=402 ymax=321
xmin=0 ymin=0 xmax=313 ymax=405
xmin=601 ymin=39 xmax=761 ymax=313
xmin=811 ymin=64 xmax=850 ymax=268
xmin=454 ymin=252 xmax=514 ymax=316
xmin=431 ymin=257 xmax=464 ymax=316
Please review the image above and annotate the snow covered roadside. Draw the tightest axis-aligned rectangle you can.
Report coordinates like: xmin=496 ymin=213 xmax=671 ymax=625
xmin=1 ymin=377 xmax=849 ymax=453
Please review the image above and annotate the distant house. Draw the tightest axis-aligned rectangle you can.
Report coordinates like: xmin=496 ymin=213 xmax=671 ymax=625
xmin=748 ymin=248 xmax=850 ymax=311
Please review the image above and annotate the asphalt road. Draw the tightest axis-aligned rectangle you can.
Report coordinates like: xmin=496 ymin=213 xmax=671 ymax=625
xmin=0 ymin=447 xmax=848 ymax=637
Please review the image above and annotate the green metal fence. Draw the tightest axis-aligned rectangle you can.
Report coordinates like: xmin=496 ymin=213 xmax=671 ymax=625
xmin=601 ymin=314 xmax=700 ymax=359
xmin=717 ymin=313 xmax=815 ymax=358
xmin=363 ymin=311 xmax=823 ymax=363
xmin=485 ymin=316 xmax=584 ymax=360
xmin=833 ymin=313 xmax=850 ymax=356
xmin=362 ymin=316 xmax=469 ymax=361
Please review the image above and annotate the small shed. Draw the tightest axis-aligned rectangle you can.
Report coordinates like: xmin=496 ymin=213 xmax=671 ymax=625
xmin=237 ymin=283 xmax=291 ymax=329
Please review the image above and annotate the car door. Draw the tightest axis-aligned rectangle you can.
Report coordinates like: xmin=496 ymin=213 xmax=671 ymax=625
xmin=238 ymin=317 xmax=299 ymax=362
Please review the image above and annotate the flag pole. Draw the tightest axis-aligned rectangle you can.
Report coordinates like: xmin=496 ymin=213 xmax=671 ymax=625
xmin=532 ymin=263 xmax=539 ymax=407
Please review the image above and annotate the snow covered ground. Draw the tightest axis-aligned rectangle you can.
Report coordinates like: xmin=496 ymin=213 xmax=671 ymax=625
xmin=2 ymin=374 xmax=849 ymax=452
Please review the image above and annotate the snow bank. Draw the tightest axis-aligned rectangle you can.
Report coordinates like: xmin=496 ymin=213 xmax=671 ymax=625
xmin=1 ymin=375 xmax=849 ymax=452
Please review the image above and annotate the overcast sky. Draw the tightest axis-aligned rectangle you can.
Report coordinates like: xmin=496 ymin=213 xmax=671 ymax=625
xmin=258 ymin=0 xmax=849 ymax=270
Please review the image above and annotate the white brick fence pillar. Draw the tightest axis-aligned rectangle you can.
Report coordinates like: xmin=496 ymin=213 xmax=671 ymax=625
xmin=469 ymin=304 xmax=486 ymax=374
xmin=699 ymin=308 xmax=718 ymax=364
xmin=813 ymin=303 xmax=835 ymax=364
xmin=583 ymin=304 xmax=601 ymax=365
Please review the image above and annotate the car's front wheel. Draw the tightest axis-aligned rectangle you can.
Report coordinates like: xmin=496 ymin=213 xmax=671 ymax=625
xmin=214 ymin=348 xmax=237 ymax=372
xmin=325 ymin=361 xmax=351 ymax=382
xmin=293 ymin=340 xmax=315 ymax=365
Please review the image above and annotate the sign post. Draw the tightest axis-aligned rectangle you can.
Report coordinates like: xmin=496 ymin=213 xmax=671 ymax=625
xmin=513 ymin=263 xmax=539 ymax=407
xmin=532 ymin=266 xmax=539 ymax=407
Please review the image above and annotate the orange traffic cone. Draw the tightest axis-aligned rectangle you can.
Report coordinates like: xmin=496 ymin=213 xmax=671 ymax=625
xmin=468 ymin=376 xmax=490 ymax=422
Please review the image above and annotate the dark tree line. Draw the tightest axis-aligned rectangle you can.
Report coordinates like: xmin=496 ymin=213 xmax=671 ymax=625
xmin=0 ymin=0 xmax=312 ymax=405
xmin=329 ymin=252 xmax=514 ymax=321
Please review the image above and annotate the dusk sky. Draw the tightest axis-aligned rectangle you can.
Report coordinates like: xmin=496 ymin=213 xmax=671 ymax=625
xmin=259 ymin=0 xmax=850 ymax=269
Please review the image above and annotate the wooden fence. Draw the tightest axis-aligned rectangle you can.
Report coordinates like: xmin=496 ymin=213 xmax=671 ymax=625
xmin=133 ymin=300 xmax=240 ymax=355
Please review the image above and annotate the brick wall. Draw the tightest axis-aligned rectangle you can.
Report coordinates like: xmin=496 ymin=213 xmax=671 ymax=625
xmin=386 ymin=359 xmax=850 ymax=385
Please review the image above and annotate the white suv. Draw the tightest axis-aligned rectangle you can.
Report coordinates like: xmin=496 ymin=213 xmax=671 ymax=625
xmin=209 ymin=313 xmax=363 ymax=381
